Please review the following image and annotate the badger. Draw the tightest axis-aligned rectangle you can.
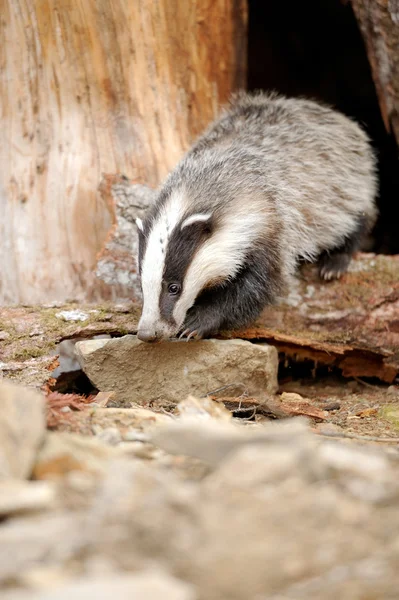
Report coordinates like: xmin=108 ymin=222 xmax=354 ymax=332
xmin=136 ymin=92 xmax=378 ymax=342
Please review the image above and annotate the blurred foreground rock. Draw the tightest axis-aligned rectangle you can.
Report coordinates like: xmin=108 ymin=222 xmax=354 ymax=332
xmin=3 ymin=571 xmax=195 ymax=600
xmin=75 ymin=335 xmax=278 ymax=406
xmin=2 ymin=380 xmax=399 ymax=599
xmin=0 ymin=381 xmax=45 ymax=479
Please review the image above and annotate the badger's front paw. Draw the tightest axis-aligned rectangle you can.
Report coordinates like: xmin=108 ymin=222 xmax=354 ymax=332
xmin=179 ymin=306 xmax=221 ymax=341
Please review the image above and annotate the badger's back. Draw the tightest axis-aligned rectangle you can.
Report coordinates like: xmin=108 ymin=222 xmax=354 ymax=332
xmin=184 ymin=92 xmax=377 ymax=267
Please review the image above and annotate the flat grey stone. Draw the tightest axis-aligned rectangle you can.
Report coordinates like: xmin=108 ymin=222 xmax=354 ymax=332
xmin=75 ymin=335 xmax=278 ymax=406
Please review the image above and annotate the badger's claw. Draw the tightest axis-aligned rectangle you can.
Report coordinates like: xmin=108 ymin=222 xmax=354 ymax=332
xmin=318 ymin=252 xmax=351 ymax=282
xmin=179 ymin=328 xmax=201 ymax=341
xmin=320 ymin=266 xmax=342 ymax=281
xmin=186 ymin=329 xmax=199 ymax=341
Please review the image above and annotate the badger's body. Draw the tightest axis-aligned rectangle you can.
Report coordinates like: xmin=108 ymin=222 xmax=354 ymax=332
xmin=136 ymin=92 xmax=378 ymax=342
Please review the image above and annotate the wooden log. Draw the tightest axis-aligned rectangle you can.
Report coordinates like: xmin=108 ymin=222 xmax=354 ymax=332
xmin=0 ymin=0 xmax=247 ymax=304
xmin=352 ymin=0 xmax=399 ymax=143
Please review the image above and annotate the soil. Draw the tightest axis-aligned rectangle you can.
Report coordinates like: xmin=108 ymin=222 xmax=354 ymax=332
xmin=279 ymin=374 xmax=399 ymax=441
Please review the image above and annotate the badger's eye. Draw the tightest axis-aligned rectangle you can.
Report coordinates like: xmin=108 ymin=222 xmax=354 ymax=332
xmin=168 ymin=283 xmax=181 ymax=295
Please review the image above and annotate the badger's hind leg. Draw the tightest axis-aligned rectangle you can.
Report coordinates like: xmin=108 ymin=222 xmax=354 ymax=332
xmin=318 ymin=251 xmax=352 ymax=281
xmin=318 ymin=215 xmax=370 ymax=281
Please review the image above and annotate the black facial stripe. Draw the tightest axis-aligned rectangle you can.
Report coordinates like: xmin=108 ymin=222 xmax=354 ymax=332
xmin=137 ymin=228 xmax=146 ymax=275
xmin=159 ymin=283 xmax=179 ymax=325
xmin=158 ymin=217 xmax=213 ymax=323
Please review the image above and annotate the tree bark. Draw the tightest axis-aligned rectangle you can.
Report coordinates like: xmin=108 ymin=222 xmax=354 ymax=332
xmin=0 ymin=0 xmax=247 ymax=304
xmin=352 ymin=0 xmax=399 ymax=143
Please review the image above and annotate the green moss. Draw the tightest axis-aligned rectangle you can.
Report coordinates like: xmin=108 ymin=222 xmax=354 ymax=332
xmin=0 ymin=319 xmax=16 ymax=335
xmin=379 ymin=405 xmax=399 ymax=431
xmin=10 ymin=345 xmax=52 ymax=361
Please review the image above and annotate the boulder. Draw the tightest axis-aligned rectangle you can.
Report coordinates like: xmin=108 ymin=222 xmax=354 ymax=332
xmin=75 ymin=335 xmax=278 ymax=406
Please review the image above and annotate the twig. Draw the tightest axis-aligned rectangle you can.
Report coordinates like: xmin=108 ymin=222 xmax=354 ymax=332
xmin=234 ymin=406 xmax=258 ymax=421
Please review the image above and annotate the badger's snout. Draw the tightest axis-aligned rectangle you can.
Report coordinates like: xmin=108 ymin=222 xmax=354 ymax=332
xmin=137 ymin=317 xmax=178 ymax=343
xmin=137 ymin=329 xmax=159 ymax=343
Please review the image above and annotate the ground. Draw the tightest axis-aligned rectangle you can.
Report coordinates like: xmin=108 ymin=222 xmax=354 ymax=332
xmin=0 ymin=273 xmax=398 ymax=442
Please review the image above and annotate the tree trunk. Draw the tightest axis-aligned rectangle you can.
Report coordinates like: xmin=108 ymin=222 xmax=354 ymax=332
xmin=352 ymin=0 xmax=399 ymax=143
xmin=0 ymin=0 xmax=247 ymax=304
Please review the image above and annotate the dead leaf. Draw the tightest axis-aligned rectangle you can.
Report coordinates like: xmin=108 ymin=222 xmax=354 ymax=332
xmin=94 ymin=391 xmax=116 ymax=407
xmin=279 ymin=401 xmax=329 ymax=421
xmin=354 ymin=407 xmax=378 ymax=418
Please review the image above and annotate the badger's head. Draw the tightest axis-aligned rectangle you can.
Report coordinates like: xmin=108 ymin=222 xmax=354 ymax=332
xmin=135 ymin=186 xmax=262 ymax=342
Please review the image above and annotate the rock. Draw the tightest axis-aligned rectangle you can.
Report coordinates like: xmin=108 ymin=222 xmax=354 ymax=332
xmin=91 ymin=408 xmax=172 ymax=436
xmin=0 ymin=513 xmax=86 ymax=584
xmin=280 ymin=392 xmax=305 ymax=403
xmin=3 ymin=417 xmax=399 ymax=599
xmin=151 ymin=417 xmax=309 ymax=466
xmin=0 ymin=381 xmax=45 ymax=479
xmin=3 ymin=571 xmax=195 ymax=600
xmin=0 ymin=480 xmax=56 ymax=516
xmin=317 ymin=441 xmax=396 ymax=503
xmin=75 ymin=335 xmax=278 ymax=406
xmin=33 ymin=432 xmax=120 ymax=479
xmin=176 ymin=395 xmax=232 ymax=421
xmin=387 ymin=385 xmax=399 ymax=397
xmin=211 ymin=444 xmax=301 ymax=487
xmin=94 ymin=427 xmax=122 ymax=446
xmin=55 ymin=310 xmax=89 ymax=322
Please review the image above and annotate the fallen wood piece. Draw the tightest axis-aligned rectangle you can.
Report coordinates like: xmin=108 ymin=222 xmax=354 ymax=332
xmin=278 ymin=393 xmax=329 ymax=421
xmin=224 ymin=253 xmax=399 ymax=383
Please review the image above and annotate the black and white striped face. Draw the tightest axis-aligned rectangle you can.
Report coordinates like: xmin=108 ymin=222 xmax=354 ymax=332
xmin=136 ymin=188 xmax=265 ymax=342
xmin=136 ymin=191 xmax=215 ymax=342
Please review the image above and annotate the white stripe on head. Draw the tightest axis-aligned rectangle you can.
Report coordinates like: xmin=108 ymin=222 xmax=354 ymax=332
xmin=173 ymin=206 xmax=266 ymax=328
xmin=180 ymin=213 xmax=212 ymax=230
xmin=138 ymin=189 xmax=187 ymax=333
xmin=135 ymin=217 xmax=144 ymax=232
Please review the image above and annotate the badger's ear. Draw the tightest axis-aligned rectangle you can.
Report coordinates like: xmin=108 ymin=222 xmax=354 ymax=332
xmin=135 ymin=217 xmax=144 ymax=233
xmin=180 ymin=213 xmax=213 ymax=231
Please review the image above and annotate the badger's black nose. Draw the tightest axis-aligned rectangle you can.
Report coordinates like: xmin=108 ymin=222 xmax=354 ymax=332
xmin=137 ymin=329 xmax=158 ymax=343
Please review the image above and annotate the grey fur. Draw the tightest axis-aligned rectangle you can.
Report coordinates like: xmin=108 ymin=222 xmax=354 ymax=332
xmin=137 ymin=91 xmax=378 ymax=341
